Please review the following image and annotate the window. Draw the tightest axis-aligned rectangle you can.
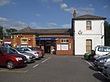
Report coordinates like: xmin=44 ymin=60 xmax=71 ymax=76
xmin=1 ymin=47 xmax=16 ymax=54
xmin=21 ymin=38 xmax=28 ymax=44
xmin=0 ymin=52 xmax=2 ymax=56
xmin=61 ymin=39 xmax=69 ymax=43
xmin=24 ymin=48 xmax=30 ymax=51
xmin=57 ymin=44 xmax=69 ymax=50
xmin=98 ymin=47 xmax=110 ymax=52
xmin=86 ymin=21 xmax=91 ymax=30
xmin=10 ymin=49 xmax=17 ymax=53
xmin=86 ymin=39 xmax=92 ymax=53
xmin=0 ymin=41 xmax=2 ymax=44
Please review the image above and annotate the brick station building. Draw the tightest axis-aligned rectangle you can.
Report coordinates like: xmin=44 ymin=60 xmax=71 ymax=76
xmin=12 ymin=27 xmax=73 ymax=55
xmin=2 ymin=10 xmax=106 ymax=55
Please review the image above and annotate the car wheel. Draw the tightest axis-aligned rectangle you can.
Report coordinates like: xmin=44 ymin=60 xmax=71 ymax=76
xmin=6 ymin=61 xmax=14 ymax=69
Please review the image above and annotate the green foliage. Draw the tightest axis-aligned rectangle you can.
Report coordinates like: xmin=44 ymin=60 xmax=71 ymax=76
xmin=5 ymin=28 xmax=17 ymax=38
xmin=6 ymin=28 xmax=17 ymax=34
xmin=0 ymin=26 xmax=3 ymax=39
xmin=104 ymin=21 xmax=110 ymax=46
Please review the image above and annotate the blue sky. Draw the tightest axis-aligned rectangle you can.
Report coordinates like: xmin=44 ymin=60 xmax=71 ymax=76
xmin=0 ymin=0 xmax=110 ymax=30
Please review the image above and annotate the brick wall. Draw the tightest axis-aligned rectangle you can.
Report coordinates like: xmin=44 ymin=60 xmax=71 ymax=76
xmin=12 ymin=34 xmax=73 ymax=55
xmin=56 ymin=37 xmax=73 ymax=55
xmin=13 ymin=34 xmax=35 ymax=47
xmin=3 ymin=38 xmax=14 ymax=47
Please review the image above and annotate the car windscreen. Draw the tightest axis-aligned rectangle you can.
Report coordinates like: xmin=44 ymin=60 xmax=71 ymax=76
xmin=98 ymin=47 xmax=110 ymax=52
xmin=15 ymin=48 xmax=25 ymax=53
xmin=1 ymin=47 xmax=16 ymax=54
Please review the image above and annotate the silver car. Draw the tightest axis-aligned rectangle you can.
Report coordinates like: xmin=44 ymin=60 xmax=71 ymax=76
xmin=10 ymin=48 xmax=36 ymax=63
xmin=20 ymin=47 xmax=42 ymax=59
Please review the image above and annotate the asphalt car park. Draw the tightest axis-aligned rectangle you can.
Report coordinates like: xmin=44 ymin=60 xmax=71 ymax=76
xmin=0 ymin=55 xmax=109 ymax=82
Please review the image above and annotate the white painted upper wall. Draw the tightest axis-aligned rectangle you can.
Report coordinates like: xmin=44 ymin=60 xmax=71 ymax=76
xmin=74 ymin=20 xmax=104 ymax=35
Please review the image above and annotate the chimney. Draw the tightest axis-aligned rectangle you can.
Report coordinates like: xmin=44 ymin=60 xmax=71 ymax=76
xmin=73 ymin=9 xmax=76 ymax=18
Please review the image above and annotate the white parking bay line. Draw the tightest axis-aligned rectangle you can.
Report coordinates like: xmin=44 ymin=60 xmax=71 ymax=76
xmin=84 ymin=60 xmax=93 ymax=67
xmin=41 ymin=57 xmax=51 ymax=63
xmin=33 ymin=64 xmax=39 ymax=68
xmin=33 ymin=57 xmax=51 ymax=68
xmin=41 ymin=59 xmax=48 ymax=63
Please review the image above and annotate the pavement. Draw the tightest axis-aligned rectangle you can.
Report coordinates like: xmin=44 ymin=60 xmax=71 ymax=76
xmin=0 ymin=54 xmax=109 ymax=82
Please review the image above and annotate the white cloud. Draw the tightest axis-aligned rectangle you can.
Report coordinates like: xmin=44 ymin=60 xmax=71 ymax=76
xmin=80 ymin=8 xmax=94 ymax=11
xmin=36 ymin=14 xmax=41 ymax=17
xmin=0 ymin=17 xmax=28 ymax=30
xmin=48 ymin=23 xmax=57 ymax=26
xmin=30 ymin=22 xmax=40 ymax=28
xmin=0 ymin=0 xmax=11 ymax=6
xmin=62 ymin=24 xmax=71 ymax=28
xmin=15 ymin=21 xmax=27 ymax=26
xmin=104 ymin=5 xmax=108 ymax=8
xmin=77 ymin=7 xmax=95 ymax=15
xmin=64 ymin=7 xmax=74 ymax=13
xmin=61 ymin=3 xmax=68 ymax=9
xmin=60 ymin=3 xmax=95 ymax=15
xmin=53 ymin=0 xmax=63 ymax=2
xmin=89 ymin=4 xmax=93 ymax=7
xmin=60 ymin=3 xmax=74 ymax=14
xmin=0 ymin=17 xmax=11 ymax=22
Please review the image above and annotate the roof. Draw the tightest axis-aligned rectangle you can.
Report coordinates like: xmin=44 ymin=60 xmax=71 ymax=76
xmin=13 ymin=27 xmax=72 ymax=35
xmin=72 ymin=14 xmax=106 ymax=20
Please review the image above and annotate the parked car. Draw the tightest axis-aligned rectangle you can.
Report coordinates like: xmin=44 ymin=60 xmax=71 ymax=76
xmin=94 ymin=54 xmax=110 ymax=71
xmin=102 ymin=64 xmax=110 ymax=80
xmin=10 ymin=47 xmax=36 ymax=63
xmin=33 ymin=47 xmax=45 ymax=58
xmin=94 ymin=45 xmax=110 ymax=60
xmin=0 ymin=47 xmax=27 ymax=69
xmin=84 ymin=50 xmax=95 ymax=61
xmin=20 ymin=47 xmax=41 ymax=59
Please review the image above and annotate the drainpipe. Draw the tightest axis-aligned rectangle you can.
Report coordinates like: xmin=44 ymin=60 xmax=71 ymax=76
xmin=72 ymin=10 xmax=76 ymax=56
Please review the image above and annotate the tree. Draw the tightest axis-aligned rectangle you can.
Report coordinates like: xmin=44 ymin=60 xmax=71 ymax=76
xmin=0 ymin=26 xmax=3 ymax=39
xmin=6 ymin=28 xmax=17 ymax=34
xmin=104 ymin=21 xmax=110 ymax=46
xmin=5 ymin=28 xmax=17 ymax=38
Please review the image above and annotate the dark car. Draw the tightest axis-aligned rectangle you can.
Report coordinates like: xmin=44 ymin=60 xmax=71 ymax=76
xmin=103 ymin=64 xmax=110 ymax=80
xmin=94 ymin=55 xmax=110 ymax=71
xmin=0 ymin=47 xmax=27 ymax=69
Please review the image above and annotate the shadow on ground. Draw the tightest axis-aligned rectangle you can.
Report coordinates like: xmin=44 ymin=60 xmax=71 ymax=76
xmin=93 ymin=73 xmax=110 ymax=82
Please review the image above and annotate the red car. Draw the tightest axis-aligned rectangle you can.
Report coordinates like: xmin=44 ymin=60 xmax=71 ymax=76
xmin=0 ymin=47 xmax=27 ymax=69
xmin=34 ymin=47 xmax=45 ymax=58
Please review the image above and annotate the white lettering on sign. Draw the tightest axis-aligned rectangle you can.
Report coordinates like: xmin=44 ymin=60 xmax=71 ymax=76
xmin=61 ymin=44 xmax=68 ymax=50
xmin=57 ymin=45 xmax=61 ymax=50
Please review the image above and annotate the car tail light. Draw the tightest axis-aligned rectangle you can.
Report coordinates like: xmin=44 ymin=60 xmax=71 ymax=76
xmin=94 ymin=52 xmax=96 ymax=56
xmin=34 ymin=52 xmax=39 ymax=54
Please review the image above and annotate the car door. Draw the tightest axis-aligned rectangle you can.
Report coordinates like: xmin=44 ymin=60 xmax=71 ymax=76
xmin=0 ymin=50 xmax=5 ymax=65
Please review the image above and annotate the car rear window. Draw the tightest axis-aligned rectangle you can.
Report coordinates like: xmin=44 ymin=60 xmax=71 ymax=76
xmin=98 ymin=47 xmax=110 ymax=52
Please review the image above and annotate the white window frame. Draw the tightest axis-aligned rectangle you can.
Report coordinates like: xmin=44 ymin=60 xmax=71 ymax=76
xmin=21 ymin=39 xmax=28 ymax=44
xmin=86 ymin=21 xmax=91 ymax=26
xmin=61 ymin=39 xmax=69 ymax=43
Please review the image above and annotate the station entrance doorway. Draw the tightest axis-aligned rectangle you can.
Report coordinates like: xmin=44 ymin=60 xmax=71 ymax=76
xmin=36 ymin=39 xmax=56 ymax=54
xmin=44 ymin=41 xmax=51 ymax=53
